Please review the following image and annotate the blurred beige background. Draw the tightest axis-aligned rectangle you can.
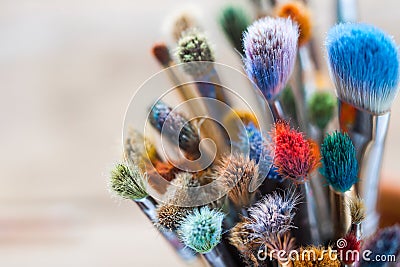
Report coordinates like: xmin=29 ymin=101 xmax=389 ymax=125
xmin=1 ymin=0 xmax=399 ymax=266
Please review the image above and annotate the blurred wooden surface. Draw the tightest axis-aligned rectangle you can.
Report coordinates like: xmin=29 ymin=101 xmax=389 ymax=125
xmin=1 ymin=0 xmax=400 ymax=266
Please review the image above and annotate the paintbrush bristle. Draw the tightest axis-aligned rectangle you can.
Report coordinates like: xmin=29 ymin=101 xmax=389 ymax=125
xmin=237 ymin=123 xmax=264 ymax=163
xmin=244 ymin=189 xmax=300 ymax=244
xmin=308 ymin=91 xmax=336 ymax=131
xmin=273 ymin=121 xmax=320 ymax=183
xmin=326 ymin=23 xmax=400 ymax=114
xmin=294 ymin=246 xmax=341 ymax=266
xmin=243 ymin=17 xmax=298 ymax=101
xmin=124 ymin=128 xmax=159 ymax=166
xmin=229 ymin=220 xmax=259 ymax=266
xmin=348 ymin=196 xmax=366 ymax=224
xmin=337 ymin=233 xmax=361 ymax=265
xmin=359 ymin=224 xmax=400 ymax=266
xmin=176 ymin=28 xmax=215 ymax=77
xmin=149 ymin=101 xmax=200 ymax=156
xmin=276 ymin=0 xmax=312 ymax=46
xmin=320 ymin=131 xmax=358 ymax=193
xmin=171 ymin=12 xmax=198 ymax=41
xmin=110 ymin=163 xmax=148 ymax=200
xmin=151 ymin=42 xmax=172 ymax=67
xmin=214 ymin=153 xmax=258 ymax=208
xmin=265 ymin=232 xmax=296 ymax=265
xmin=179 ymin=206 xmax=224 ymax=253
xmin=219 ymin=5 xmax=251 ymax=54
xmin=156 ymin=204 xmax=189 ymax=231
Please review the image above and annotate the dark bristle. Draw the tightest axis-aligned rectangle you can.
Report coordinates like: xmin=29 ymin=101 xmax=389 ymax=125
xmin=151 ymin=42 xmax=172 ymax=67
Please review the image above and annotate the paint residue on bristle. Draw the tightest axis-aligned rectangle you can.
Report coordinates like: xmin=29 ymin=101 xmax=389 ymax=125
xmin=272 ymin=121 xmax=320 ymax=184
xmin=179 ymin=206 xmax=225 ymax=253
xmin=243 ymin=17 xmax=299 ymax=100
xmin=337 ymin=233 xmax=361 ymax=265
xmin=320 ymin=131 xmax=358 ymax=193
xmin=110 ymin=163 xmax=148 ymax=200
xmin=308 ymin=91 xmax=336 ymax=131
xmin=176 ymin=28 xmax=215 ymax=77
xmin=326 ymin=23 xmax=400 ymax=114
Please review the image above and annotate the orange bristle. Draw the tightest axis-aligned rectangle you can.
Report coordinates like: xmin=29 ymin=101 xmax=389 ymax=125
xmin=276 ymin=1 xmax=312 ymax=46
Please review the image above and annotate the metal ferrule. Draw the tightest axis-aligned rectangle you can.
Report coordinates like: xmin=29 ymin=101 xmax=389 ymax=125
xmin=268 ymin=100 xmax=285 ymax=122
xmin=330 ymin=188 xmax=354 ymax=239
xmin=336 ymin=0 xmax=357 ymax=23
xmin=350 ymin=222 xmax=362 ymax=241
xmin=338 ymin=100 xmax=390 ymax=237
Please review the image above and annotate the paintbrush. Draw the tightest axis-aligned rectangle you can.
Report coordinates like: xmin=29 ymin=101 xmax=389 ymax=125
xmin=236 ymin=122 xmax=283 ymax=195
xmin=336 ymin=0 xmax=357 ymax=23
xmin=272 ymin=121 xmax=321 ymax=245
xmin=109 ymin=163 xmax=198 ymax=262
xmin=265 ymin=232 xmax=297 ymax=267
xmin=218 ymin=5 xmax=251 ymax=56
xmin=320 ymin=131 xmax=358 ymax=239
xmin=168 ymin=8 xmax=199 ymax=43
xmin=179 ymin=206 xmax=238 ymax=267
xmin=326 ymin=23 xmax=400 ymax=237
xmin=238 ymin=188 xmax=300 ymax=266
xmin=229 ymin=219 xmax=260 ymax=266
xmin=359 ymin=224 xmax=400 ymax=267
xmin=276 ymin=1 xmax=314 ymax=133
xmin=152 ymin=43 xmax=228 ymax=161
xmin=214 ymin=153 xmax=259 ymax=218
xmin=152 ymin=43 xmax=206 ymax=116
xmin=348 ymin=195 xmax=366 ymax=240
xmin=307 ymin=91 xmax=337 ymax=242
xmin=243 ymin=17 xmax=298 ymax=123
xmin=308 ymin=91 xmax=336 ymax=144
xmin=176 ymin=28 xmax=229 ymax=105
xmin=149 ymin=100 xmax=202 ymax=159
xmin=336 ymin=233 xmax=361 ymax=267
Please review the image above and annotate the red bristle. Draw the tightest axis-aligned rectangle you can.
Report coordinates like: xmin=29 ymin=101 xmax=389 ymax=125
xmin=151 ymin=42 xmax=172 ymax=67
xmin=337 ymin=233 xmax=361 ymax=265
xmin=272 ymin=121 xmax=320 ymax=184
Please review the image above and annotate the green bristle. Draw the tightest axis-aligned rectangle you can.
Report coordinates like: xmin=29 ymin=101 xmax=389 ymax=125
xmin=308 ymin=91 xmax=336 ymax=130
xmin=110 ymin=163 xmax=148 ymax=200
xmin=219 ymin=5 xmax=251 ymax=54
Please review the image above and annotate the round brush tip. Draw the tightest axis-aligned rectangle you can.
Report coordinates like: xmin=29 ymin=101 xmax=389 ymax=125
xmin=151 ymin=42 xmax=171 ymax=67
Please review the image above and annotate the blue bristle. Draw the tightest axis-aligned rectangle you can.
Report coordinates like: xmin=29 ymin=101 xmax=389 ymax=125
xmin=238 ymin=122 xmax=263 ymax=162
xmin=178 ymin=206 xmax=224 ymax=254
xmin=320 ymin=131 xmax=358 ymax=193
xmin=238 ymin=123 xmax=284 ymax=181
xmin=150 ymin=101 xmax=170 ymax=131
xmin=359 ymin=225 xmax=400 ymax=267
xmin=326 ymin=23 xmax=400 ymax=114
xmin=243 ymin=17 xmax=298 ymax=101
xmin=149 ymin=101 xmax=200 ymax=154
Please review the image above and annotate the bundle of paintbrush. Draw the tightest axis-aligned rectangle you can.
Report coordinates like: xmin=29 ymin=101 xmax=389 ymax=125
xmin=109 ymin=1 xmax=400 ymax=266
